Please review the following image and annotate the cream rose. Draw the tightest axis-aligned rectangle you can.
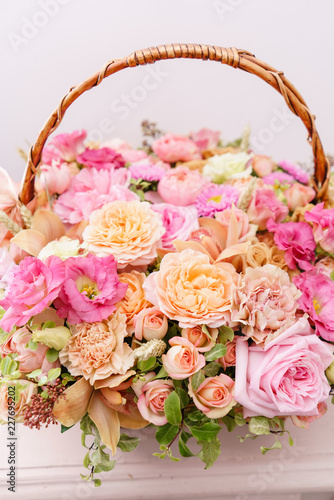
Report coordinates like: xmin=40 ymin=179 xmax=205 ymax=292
xmin=143 ymin=249 xmax=237 ymax=328
xmin=117 ymin=271 xmax=151 ymax=334
xmin=59 ymin=311 xmax=134 ymax=384
xmin=202 ymin=152 xmax=252 ymax=184
xmin=82 ymin=200 xmax=165 ymax=268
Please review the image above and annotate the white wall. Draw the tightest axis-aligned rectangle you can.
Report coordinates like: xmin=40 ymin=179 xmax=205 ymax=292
xmin=1 ymin=0 xmax=334 ymax=184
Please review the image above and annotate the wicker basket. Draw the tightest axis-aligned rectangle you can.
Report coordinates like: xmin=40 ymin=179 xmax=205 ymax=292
xmin=19 ymin=43 xmax=330 ymax=206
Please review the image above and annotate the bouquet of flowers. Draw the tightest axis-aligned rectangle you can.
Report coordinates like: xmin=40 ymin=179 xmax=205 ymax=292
xmin=1 ymin=123 xmax=334 ymax=486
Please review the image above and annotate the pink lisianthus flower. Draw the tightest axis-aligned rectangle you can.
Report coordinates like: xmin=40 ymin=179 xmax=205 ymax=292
xmin=293 ymin=270 xmax=334 ymax=341
xmin=234 ymin=318 xmax=333 ymax=418
xmin=304 ymin=203 xmax=334 ymax=254
xmin=157 ymin=166 xmax=208 ymax=206
xmin=76 ymin=147 xmax=125 ymax=171
xmin=54 ymin=254 xmax=127 ymax=324
xmin=0 ymin=256 xmax=65 ymax=333
xmin=53 ymin=167 xmax=136 ymax=224
xmin=190 ymin=128 xmax=220 ymax=151
xmin=42 ymin=130 xmax=87 ymax=164
xmin=262 ymin=171 xmax=295 ymax=186
xmin=247 ymin=188 xmax=289 ymax=230
xmin=129 ymin=160 xmax=169 ymax=182
xmin=151 ymin=203 xmax=199 ymax=249
xmin=152 ymin=133 xmax=200 ymax=163
xmin=40 ymin=160 xmax=72 ymax=195
xmin=267 ymin=219 xmax=316 ymax=271
xmin=195 ymin=184 xmax=240 ymax=218
xmin=278 ymin=160 xmax=309 ymax=184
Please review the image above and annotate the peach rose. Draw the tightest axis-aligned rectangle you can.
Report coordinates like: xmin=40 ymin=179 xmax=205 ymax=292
xmin=245 ymin=242 xmax=270 ymax=268
xmin=251 ymin=155 xmax=275 ymax=177
xmin=162 ymin=337 xmax=206 ymax=380
xmin=82 ymin=200 xmax=165 ymax=268
xmin=59 ymin=311 xmax=134 ymax=384
xmin=215 ymin=208 xmax=257 ymax=243
xmin=143 ymin=249 xmax=237 ymax=328
xmin=132 ymin=372 xmax=174 ymax=426
xmin=247 ymin=188 xmax=288 ymax=230
xmin=290 ymin=402 xmax=327 ymax=429
xmin=0 ymin=379 xmax=37 ymax=424
xmin=285 ymin=183 xmax=316 ymax=212
xmin=134 ymin=307 xmax=168 ymax=341
xmin=181 ymin=325 xmax=218 ymax=352
xmin=188 ymin=373 xmax=236 ymax=418
xmin=117 ymin=271 xmax=151 ymax=334
xmin=218 ymin=340 xmax=236 ymax=370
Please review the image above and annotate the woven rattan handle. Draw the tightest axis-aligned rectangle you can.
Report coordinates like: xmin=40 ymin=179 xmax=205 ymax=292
xmin=19 ymin=43 xmax=330 ymax=205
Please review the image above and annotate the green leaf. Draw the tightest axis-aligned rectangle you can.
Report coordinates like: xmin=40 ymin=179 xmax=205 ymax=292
xmin=0 ymin=356 xmax=11 ymax=376
xmin=330 ymin=270 xmax=334 ymax=281
xmin=178 ymin=435 xmax=195 ymax=457
xmin=38 ymin=375 xmax=48 ymax=386
xmin=155 ymin=423 xmax=179 ymax=445
xmin=221 ymin=415 xmax=236 ymax=432
xmin=189 ymin=422 xmax=221 ymax=442
xmin=219 ymin=326 xmax=234 ymax=344
xmin=47 ymin=367 xmax=61 ymax=382
xmin=42 ymin=321 xmax=56 ymax=330
xmin=91 ymin=447 xmax=115 ymax=471
xmin=61 ymin=424 xmax=74 ymax=433
xmin=248 ymin=416 xmax=270 ymax=436
xmin=27 ymin=339 xmax=38 ymax=351
xmin=153 ymin=366 xmax=169 ymax=379
xmin=83 ymin=451 xmax=91 ymax=469
xmin=80 ymin=414 xmax=94 ymax=436
xmin=45 ymin=348 xmax=59 ymax=363
xmin=137 ymin=356 xmax=156 ymax=372
xmin=185 ymin=409 xmax=209 ymax=424
xmin=175 ymin=387 xmax=189 ymax=409
xmin=164 ymin=391 xmax=182 ymax=425
xmin=203 ymin=362 xmax=221 ymax=377
xmin=191 ymin=370 xmax=205 ymax=392
xmin=238 ymin=433 xmax=258 ymax=443
xmin=288 ymin=434 xmax=294 ymax=447
xmin=234 ymin=412 xmax=247 ymax=426
xmin=93 ymin=479 xmax=102 ymax=487
xmin=204 ymin=344 xmax=227 ymax=362
xmin=197 ymin=436 xmax=221 ymax=469
xmin=117 ymin=434 xmax=140 ymax=452
xmin=26 ymin=368 xmax=42 ymax=380
xmin=261 ymin=439 xmax=282 ymax=455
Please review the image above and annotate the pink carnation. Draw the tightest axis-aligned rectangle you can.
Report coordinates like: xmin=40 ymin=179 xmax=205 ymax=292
xmin=76 ymin=147 xmax=125 ymax=170
xmin=152 ymin=133 xmax=200 ymax=163
xmin=54 ymin=167 xmax=136 ymax=223
xmin=267 ymin=220 xmax=316 ymax=271
xmin=195 ymin=184 xmax=240 ymax=217
xmin=129 ymin=160 xmax=169 ymax=182
xmin=42 ymin=130 xmax=87 ymax=164
xmin=304 ymin=203 xmax=334 ymax=254
xmin=0 ymin=256 xmax=65 ymax=332
xmin=247 ymin=188 xmax=289 ymax=230
xmin=158 ymin=166 xmax=208 ymax=206
xmin=190 ymin=128 xmax=220 ymax=151
xmin=54 ymin=254 xmax=127 ymax=324
xmin=151 ymin=203 xmax=199 ymax=249
xmin=293 ymin=270 xmax=334 ymax=341
xmin=262 ymin=171 xmax=295 ymax=186
xmin=278 ymin=160 xmax=309 ymax=184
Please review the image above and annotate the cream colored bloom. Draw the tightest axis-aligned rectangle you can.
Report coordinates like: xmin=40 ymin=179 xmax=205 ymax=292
xmin=38 ymin=236 xmax=81 ymax=260
xmin=202 ymin=152 xmax=252 ymax=184
xmin=59 ymin=311 xmax=134 ymax=384
xmin=82 ymin=200 xmax=165 ymax=268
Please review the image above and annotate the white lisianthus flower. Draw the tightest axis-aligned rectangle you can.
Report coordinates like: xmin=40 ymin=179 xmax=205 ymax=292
xmin=202 ymin=152 xmax=252 ymax=184
xmin=38 ymin=237 xmax=82 ymax=261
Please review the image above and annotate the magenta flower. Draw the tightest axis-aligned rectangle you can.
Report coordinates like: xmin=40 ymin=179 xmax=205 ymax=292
xmin=267 ymin=219 xmax=316 ymax=271
xmin=42 ymin=130 xmax=87 ymax=165
xmin=293 ymin=271 xmax=334 ymax=341
xmin=195 ymin=184 xmax=239 ymax=217
xmin=278 ymin=160 xmax=309 ymax=184
xmin=0 ymin=256 xmax=65 ymax=332
xmin=129 ymin=161 xmax=168 ymax=182
xmin=262 ymin=171 xmax=295 ymax=186
xmin=53 ymin=254 xmax=128 ymax=324
xmin=304 ymin=202 xmax=334 ymax=254
xmin=76 ymin=147 xmax=125 ymax=170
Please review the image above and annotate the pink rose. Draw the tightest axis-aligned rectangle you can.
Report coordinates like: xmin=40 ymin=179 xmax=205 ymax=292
xmin=247 ymin=188 xmax=289 ymax=230
xmin=0 ymin=256 xmax=65 ymax=333
xmin=40 ymin=161 xmax=72 ymax=195
xmin=304 ymin=203 xmax=334 ymax=254
xmin=133 ymin=372 xmax=174 ymax=426
xmin=293 ymin=270 xmax=334 ymax=341
xmin=158 ymin=166 xmax=207 ymax=206
xmin=181 ymin=325 xmax=218 ymax=352
xmin=234 ymin=318 xmax=333 ymax=418
xmin=54 ymin=254 xmax=127 ymax=324
xmin=152 ymin=133 xmax=200 ymax=163
xmin=121 ymin=149 xmax=148 ymax=163
xmin=315 ymin=256 xmax=334 ymax=277
xmin=0 ymin=327 xmax=60 ymax=375
xmin=218 ymin=340 xmax=236 ymax=370
xmin=76 ymin=147 xmax=125 ymax=171
xmin=251 ymin=155 xmax=275 ymax=177
xmin=190 ymin=128 xmax=220 ymax=151
xmin=151 ymin=203 xmax=199 ymax=249
xmin=162 ymin=337 xmax=206 ymax=380
xmin=290 ymin=401 xmax=327 ymax=429
xmin=284 ymin=183 xmax=315 ymax=212
xmin=215 ymin=208 xmax=257 ymax=243
xmin=134 ymin=307 xmax=168 ymax=341
xmin=42 ymin=130 xmax=87 ymax=164
xmin=267 ymin=220 xmax=316 ymax=271
xmin=188 ymin=373 xmax=236 ymax=418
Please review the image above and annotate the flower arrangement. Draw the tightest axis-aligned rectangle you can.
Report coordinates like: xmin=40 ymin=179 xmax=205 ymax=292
xmin=0 ymin=122 xmax=334 ymax=486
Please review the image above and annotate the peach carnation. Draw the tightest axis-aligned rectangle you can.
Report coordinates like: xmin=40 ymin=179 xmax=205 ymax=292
xmin=59 ymin=311 xmax=134 ymax=385
xmin=116 ymin=271 xmax=151 ymax=334
xmin=82 ymin=200 xmax=165 ymax=268
xmin=143 ymin=249 xmax=237 ymax=328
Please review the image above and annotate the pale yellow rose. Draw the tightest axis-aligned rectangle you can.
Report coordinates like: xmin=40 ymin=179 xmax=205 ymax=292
xmin=82 ymin=200 xmax=165 ymax=268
